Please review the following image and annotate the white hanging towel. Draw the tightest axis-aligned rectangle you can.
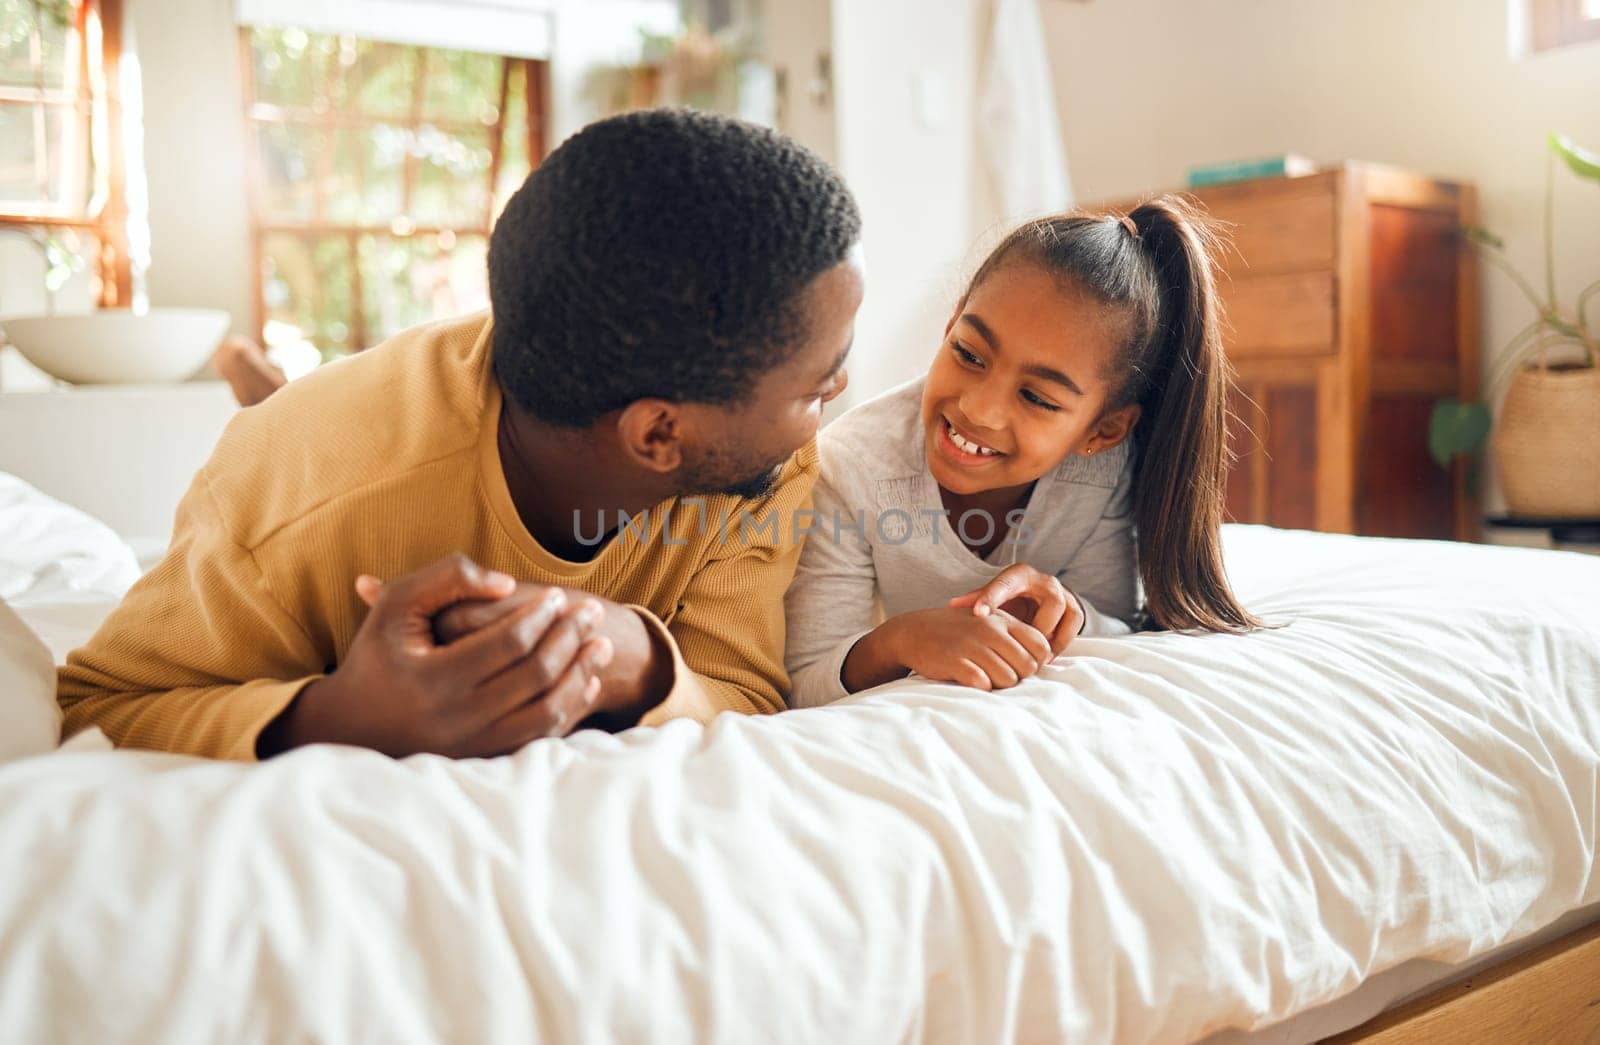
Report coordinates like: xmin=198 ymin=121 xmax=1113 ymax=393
xmin=978 ymin=0 xmax=1073 ymax=221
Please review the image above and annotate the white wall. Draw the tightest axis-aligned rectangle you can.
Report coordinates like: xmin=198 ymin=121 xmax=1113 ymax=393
xmin=131 ymin=0 xmax=256 ymax=337
xmin=1040 ymin=0 xmax=1600 ymax=405
xmin=828 ymin=0 xmax=995 ymax=407
xmin=764 ymin=0 xmax=838 ymax=168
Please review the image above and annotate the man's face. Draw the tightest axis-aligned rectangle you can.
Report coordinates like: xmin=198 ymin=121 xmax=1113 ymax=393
xmin=680 ymin=253 xmax=865 ymax=498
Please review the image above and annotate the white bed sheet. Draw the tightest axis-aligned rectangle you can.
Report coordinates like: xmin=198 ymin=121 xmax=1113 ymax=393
xmin=0 ymin=526 xmax=1596 ymax=1043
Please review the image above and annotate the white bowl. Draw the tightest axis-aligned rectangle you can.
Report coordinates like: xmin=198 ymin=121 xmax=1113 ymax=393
xmin=1 ymin=308 xmax=231 ymax=385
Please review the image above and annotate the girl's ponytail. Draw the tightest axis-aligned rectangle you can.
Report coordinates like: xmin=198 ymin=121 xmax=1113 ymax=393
xmin=1126 ymin=198 xmax=1258 ymax=632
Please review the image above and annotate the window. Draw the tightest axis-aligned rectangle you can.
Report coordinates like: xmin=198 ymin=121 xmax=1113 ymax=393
xmin=1530 ymin=0 xmax=1600 ymax=51
xmin=0 ymin=0 xmax=130 ymax=306
xmin=240 ymin=27 xmax=547 ymax=362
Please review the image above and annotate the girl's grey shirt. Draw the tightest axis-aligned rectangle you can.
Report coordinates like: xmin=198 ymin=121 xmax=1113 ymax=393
xmin=784 ymin=377 xmax=1138 ymax=709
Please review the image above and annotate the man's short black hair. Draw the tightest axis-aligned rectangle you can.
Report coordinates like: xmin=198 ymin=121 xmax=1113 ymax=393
xmin=488 ymin=108 xmax=862 ymax=427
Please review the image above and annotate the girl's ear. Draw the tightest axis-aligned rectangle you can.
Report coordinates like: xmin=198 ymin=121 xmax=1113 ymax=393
xmin=616 ymin=399 xmax=685 ymax=474
xmin=1084 ymin=404 xmax=1141 ymax=455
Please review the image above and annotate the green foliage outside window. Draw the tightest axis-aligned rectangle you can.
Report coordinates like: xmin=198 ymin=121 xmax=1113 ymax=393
xmin=248 ymin=28 xmax=536 ymax=363
xmin=0 ymin=0 xmax=86 ymax=211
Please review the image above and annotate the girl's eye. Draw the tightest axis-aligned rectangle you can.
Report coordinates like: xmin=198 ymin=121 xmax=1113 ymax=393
xmin=1021 ymin=388 xmax=1061 ymax=412
xmin=952 ymin=343 xmax=982 ymax=368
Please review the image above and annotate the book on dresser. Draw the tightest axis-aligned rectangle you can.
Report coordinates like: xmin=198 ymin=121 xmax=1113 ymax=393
xmin=1096 ymin=163 xmax=1480 ymax=541
xmin=1186 ymin=154 xmax=1317 ymax=188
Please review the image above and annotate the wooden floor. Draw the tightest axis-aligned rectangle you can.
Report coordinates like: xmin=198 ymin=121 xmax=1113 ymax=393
xmin=1325 ymin=920 xmax=1600 ymax=1043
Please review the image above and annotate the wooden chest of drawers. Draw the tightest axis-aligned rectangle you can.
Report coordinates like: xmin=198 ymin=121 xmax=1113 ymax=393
xmin=1110 ymin=164 xmax=1479 ymax=540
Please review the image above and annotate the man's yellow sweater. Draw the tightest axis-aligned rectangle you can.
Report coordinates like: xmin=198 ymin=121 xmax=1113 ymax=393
xmin=58 ymin=313 xmax=816 ymax=760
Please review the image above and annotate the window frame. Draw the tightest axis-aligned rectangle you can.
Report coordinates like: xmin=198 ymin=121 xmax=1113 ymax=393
xmin=1530 ymin=0 xmax=1600 ymax=52
xmin=0 ymin=0 xmax=132 ymax=308
xmin=237 ymin=28 xmax=549 ymax=357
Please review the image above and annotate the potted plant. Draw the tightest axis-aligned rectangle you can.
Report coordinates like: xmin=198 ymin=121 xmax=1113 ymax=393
xmin=1431 ymin=132 xmax=1600 ymax=518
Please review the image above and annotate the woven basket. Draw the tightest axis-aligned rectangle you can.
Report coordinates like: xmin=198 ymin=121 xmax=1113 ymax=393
xmin=1492 ymin=365 xmax=1600 ymax=518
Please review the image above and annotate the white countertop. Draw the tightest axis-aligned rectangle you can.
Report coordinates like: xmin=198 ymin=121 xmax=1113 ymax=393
xmin=0 ymin=377 xmax=239 ymax=542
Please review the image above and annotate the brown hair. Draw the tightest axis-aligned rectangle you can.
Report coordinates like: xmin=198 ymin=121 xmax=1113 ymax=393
xmin=964 ymin=194 xmax=1260 ymax=632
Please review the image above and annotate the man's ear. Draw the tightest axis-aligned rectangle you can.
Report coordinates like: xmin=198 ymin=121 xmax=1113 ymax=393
xmin=1084 ymin=404 xmax=1141 ymax=454
xmin=616 ymin=399 xmax=685 ymax=474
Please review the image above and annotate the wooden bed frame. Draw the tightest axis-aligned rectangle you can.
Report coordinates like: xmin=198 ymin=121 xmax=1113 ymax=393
xmin=1326 ymin=919 xmax=1600 ymax=1042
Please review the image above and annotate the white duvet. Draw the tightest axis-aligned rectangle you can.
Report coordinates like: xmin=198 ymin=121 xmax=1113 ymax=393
xmin=0 ymin=527 xmax=1596 ymax=1044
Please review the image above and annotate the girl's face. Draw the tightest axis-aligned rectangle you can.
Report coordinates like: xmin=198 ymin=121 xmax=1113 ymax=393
xmin=920 ymin=261 xmax=1140 ymax=497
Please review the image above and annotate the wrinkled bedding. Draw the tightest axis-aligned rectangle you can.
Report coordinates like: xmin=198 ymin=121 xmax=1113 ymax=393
xmin=0 ymin=526 xmax=1595 ymax=1043
xmin=1 ymin=470 xmax=138 ymax=663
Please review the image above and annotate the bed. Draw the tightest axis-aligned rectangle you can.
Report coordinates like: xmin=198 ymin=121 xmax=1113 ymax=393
xmin=1 ymin=474 xmax=1596 ymax=1043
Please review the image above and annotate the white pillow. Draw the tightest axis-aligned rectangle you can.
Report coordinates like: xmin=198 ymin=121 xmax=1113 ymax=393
xmin=0 ymin=472 xmax=136 ymax=758
xmin=0 ymin=597 xmax=59 ymax=762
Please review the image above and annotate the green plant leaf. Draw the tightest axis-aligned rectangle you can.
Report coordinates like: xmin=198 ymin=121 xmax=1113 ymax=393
xmin=1545 ymin=312 xmax=1583 ymax=338
xmin=1429 ymin=399 xmax=1492 ymax=468
xmin=1549 ymin=132 xmax=1600 ymax=185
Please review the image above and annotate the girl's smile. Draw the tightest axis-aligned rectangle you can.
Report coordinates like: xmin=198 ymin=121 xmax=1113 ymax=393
xmin=936 ymin=414 xmax=1007 ymax=463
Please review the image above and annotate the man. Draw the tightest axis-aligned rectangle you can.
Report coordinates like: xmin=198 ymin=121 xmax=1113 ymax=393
xmin=58 ymin=109 xmax=863 ymax=761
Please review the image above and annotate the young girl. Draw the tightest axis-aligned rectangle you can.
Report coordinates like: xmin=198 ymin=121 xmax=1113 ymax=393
xmin=784 ymin=196 xmax=1259 ymax=708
